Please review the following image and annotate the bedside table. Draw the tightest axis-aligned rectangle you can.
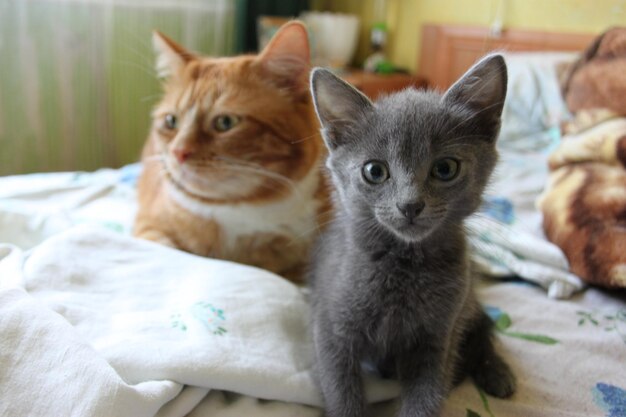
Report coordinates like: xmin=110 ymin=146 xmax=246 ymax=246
xmin=341 ymin=70 xmax=428 ymax=100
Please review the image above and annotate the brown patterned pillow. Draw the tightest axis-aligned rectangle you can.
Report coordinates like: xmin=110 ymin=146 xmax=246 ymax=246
xmin=538 ymin=110 xmax=626 ymax=288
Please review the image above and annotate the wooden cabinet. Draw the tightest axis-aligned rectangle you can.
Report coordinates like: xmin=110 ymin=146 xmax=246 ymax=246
xmin=341 ymin=70 xmax=428 ymax=100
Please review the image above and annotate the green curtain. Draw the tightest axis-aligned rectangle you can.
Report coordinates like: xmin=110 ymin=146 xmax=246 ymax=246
xmin=237 ymin=0 xmax=311 ymax=53
xmin=0 ymin=0 xmax=237 ymax=175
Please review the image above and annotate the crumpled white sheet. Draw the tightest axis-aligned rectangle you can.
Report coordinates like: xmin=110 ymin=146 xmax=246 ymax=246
xmin=2 ymin=227 xmax=625 ymax=417
xmin=0 ymin=226 xmax=399 ymax=417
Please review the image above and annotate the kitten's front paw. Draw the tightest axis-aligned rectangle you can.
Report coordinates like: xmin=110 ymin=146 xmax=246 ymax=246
xmin=473 ymin=354 xmax=516 ymax=398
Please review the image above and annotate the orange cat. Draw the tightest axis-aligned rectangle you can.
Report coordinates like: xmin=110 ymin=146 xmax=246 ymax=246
xmin=133 ymin=22 xmax=329 ymax=280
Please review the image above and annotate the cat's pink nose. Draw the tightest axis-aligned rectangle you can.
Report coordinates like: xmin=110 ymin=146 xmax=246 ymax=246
xmin=172 ymin=148 xmax=192 ymax=163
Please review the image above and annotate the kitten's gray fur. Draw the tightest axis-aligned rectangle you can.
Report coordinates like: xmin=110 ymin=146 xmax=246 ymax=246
xmin=308 ymin=55 xmax=516 ymax=417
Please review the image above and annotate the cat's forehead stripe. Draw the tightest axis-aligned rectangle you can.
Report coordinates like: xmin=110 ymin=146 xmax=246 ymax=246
xmin=175 ymin=85 xmax=194 ymax=110
xmin=174 ymin=80 xmax=218 ymax=115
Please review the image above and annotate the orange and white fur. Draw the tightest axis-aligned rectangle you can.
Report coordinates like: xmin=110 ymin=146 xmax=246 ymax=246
xmin=133 ymin=22 xmax=329 ymax=280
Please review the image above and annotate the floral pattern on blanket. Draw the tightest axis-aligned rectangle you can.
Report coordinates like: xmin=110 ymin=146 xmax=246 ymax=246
xmin=464 ymin=305 xmax=562 ymax=416
xmin=466 ymin=386 xmax=497 ymax=417
xmin=577 ymin=309 xmax=626 ymax=344
xmin=170 ymin=301 xmax=227 ymax=335
xmin=593 ymin=383 xmax=626 ymax=417
xmin=485 ymin=305 xmax=559 ymax=345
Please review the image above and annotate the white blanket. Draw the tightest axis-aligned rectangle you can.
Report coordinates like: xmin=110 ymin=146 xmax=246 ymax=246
xmin=2 ymin=227 xmax=625 ymax=417
xmin=0 ymin=226 xmax=399 ymax=417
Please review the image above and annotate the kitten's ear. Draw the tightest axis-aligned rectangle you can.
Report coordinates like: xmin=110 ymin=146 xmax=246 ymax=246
xmin=257 ymin=21 xmax=311 ymax=92
xmin=152 ymin=31 xmax=195 ymax=79
xmin=310 ymin=68 xmax=373 ymax=150
xmin=442 ymin=54 xmax=508 ymax=131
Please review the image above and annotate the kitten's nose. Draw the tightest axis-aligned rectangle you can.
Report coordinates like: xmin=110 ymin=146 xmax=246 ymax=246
xmin=397 ymin=201 xmax=425 ymax=220
xmin=172 ymin=148 xmax=192 ymax=163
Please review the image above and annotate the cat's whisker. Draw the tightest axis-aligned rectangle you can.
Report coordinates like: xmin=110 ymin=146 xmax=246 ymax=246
xmin=167 ymin=157 xmax=303 ymax=201
xmin=289 ymin=132 xmax=323 ymax=144
xmin=286 ymin=217 xmax=337 ymax=244
xmin=117 ymin=60 xmax=158 ymax=79
xmin=213 ymin=158 xmax=320 ymax=210
xmin=287 ymin=205 xmax=350 ymax=244
xmin=352 ymin=216 xmax=387 ymax=240
xmin=119 ymin=27 xmax=156 ymax=62
xmin=141 ymin=93 xmax=163 ymax=103
xmin=214 ymin=156 xmax=299 ymax=190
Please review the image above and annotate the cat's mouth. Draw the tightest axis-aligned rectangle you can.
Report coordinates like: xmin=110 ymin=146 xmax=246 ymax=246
xmin=162 ymin=156 xmax=257 ymax=201
xmin=161 ymin=154 xmax=293 ymax=202
xmin=379 ymin=215 xmax=442 ymax=243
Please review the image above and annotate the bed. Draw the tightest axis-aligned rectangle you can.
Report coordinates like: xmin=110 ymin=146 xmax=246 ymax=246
xmin=1 ymin=24 xmax=625 ymax=417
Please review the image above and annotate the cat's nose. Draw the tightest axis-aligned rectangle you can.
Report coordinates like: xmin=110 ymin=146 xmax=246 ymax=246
xmin=172 ymin=148 xmax=192 ymax=163
xmin=396 ymin=201 xmax=425 ymax=220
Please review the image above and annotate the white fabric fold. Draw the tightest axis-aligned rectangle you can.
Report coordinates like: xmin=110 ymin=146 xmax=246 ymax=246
xmin=0 ymin=226 xmax=400 ymax=417
xmin=0 ymin=286 xmax=182 ymax=417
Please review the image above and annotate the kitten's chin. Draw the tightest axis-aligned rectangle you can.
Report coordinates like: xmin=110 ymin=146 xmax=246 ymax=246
xmin=380 ymin=218 xmax=439 ymax=243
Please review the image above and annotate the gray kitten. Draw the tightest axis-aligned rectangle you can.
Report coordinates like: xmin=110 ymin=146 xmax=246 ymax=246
xmin=308 ymin=55 xmax=516 ymax=417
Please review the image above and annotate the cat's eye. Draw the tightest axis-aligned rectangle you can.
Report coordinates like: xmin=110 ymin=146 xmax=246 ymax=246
xmin=362 ymin=161 xmax=389 ymax=184
xmin=213 ymin=114 xmax=241 ymax=132
xmin=164 ymin=114 xmax=178 ymax=130
xmin=431 ymin=158 xmax=459 ymax=181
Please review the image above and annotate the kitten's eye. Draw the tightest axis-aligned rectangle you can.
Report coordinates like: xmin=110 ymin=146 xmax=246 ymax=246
xmin=164 ymin=114 xmax=178 ymax=130
xmin=431 ymin=158 xmax=459 ymax=181
xmin=362 ymin=161 xmax=389 ymax=184
xmin=213 ymin=115 xmax=241 ymax=132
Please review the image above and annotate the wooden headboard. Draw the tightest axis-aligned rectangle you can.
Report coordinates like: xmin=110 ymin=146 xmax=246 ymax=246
xmin=418 ymin=24 xmax=596 ymax=90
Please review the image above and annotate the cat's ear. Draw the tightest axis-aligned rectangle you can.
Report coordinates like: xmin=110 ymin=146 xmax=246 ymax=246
xmin=152 ymin=31 xmax=195 ymax=79
xmin=310 ymin=68 xmax=373 ymax=150
xmin=257 ymin=21 xmax=311 ymax=92
xmin=442 ymin=54 xmax=508 ymax=131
